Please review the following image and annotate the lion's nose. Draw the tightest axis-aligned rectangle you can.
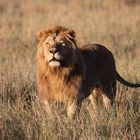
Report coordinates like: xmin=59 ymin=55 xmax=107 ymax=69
xmin=49 ymin=48 xmax=58 ymax=54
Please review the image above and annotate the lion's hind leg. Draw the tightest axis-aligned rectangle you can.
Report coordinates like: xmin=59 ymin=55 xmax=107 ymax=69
xmin=102 ymin=82 xmax=116 ymax=110
xmin=89 ymin=84 xmax=116 ymax=111
xmin=102 ymin=94 xmax=112 ymax=110
xmin=89 ymin=88 xmax=103 ymax=112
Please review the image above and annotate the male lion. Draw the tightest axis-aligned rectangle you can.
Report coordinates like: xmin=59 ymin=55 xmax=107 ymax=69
xmin=36 ymin=25 xmax=140 ymax=119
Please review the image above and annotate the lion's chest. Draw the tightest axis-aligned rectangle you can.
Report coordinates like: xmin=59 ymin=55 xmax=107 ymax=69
xmin=45 ymin=75 xmax=81 ymax=103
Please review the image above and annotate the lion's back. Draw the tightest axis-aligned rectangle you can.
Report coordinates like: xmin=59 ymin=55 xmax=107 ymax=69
xmin=80 ymin=44 xmax=115 ymax=70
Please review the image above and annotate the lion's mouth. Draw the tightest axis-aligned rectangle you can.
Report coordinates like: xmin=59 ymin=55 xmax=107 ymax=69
xmin=49 ymin=57 xmax=61 ymax=67
xmin=49 ymin=57 xmax=60 ymax=62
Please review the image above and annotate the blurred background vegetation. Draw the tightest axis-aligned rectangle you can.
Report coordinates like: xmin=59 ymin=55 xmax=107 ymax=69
xmin=0 ymin=0 xmax=140 ymax=139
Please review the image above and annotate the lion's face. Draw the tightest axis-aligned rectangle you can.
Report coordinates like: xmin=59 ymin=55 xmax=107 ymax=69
xmin=42 ymin=34 xmax=74 ymax=67
xmin=38 ymin=26 xmax=76 ymax=67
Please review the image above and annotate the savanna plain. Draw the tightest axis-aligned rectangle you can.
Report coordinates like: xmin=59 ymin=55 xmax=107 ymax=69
xmin=0 ymin=0 xmax=140 ymax=139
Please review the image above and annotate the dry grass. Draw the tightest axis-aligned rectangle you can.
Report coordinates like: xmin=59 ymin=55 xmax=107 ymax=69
xmin=0 ymin=0 xmax=140 ymax=139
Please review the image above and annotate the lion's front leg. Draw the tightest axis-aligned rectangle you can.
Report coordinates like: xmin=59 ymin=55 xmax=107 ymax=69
xmin=38 ymin=84 xmax=54 ymax=118
xmin=39 ymin=98 xmax=54 ymax=119
xmin=44 ymin=100 xmax=53 ymax=115
xmin=67 ymin=99 xmax=82 ymax=120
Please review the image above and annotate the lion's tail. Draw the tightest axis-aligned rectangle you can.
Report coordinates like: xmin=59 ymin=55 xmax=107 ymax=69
xmin=116 ymin=71 xmax=140 ymax=88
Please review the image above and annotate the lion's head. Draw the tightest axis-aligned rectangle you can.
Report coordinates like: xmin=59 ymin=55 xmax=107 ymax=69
xmin=37 ymin=26 xmax=77 ymax=68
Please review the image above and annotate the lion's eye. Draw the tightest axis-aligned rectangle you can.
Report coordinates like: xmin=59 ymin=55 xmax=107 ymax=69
xmin=46 ymin=42 xmax=50 ymax=47
xmin=59 ymin=41 xmax=65 ymax=47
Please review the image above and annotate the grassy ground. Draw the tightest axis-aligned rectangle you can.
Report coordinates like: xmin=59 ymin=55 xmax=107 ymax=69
xmin=0 ymin=0 xmax=140 ymax=139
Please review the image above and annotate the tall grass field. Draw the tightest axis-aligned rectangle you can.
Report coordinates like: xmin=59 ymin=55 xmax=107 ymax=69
xmin=0 ymin=0 xmax=140 ymax=139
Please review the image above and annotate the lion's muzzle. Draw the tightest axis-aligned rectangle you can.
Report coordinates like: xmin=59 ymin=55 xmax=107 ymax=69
xmin=48 ymin=48 xmax=62 ymax=67
xmin=49 ymin=47 xmax=58 ymax=55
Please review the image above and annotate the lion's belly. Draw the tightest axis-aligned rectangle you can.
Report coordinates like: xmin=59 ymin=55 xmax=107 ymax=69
xmin=81 ymin=66 xmax=99 ymax=99
xmin=81 ymin=80 xmax=98 ymax=100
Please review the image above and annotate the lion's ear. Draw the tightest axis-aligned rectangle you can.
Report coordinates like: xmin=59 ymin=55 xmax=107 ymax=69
xmin=37 ymin=31 xmax=46 ymax=40
xmin=67 ymin=29 xmax=76 ymax=39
